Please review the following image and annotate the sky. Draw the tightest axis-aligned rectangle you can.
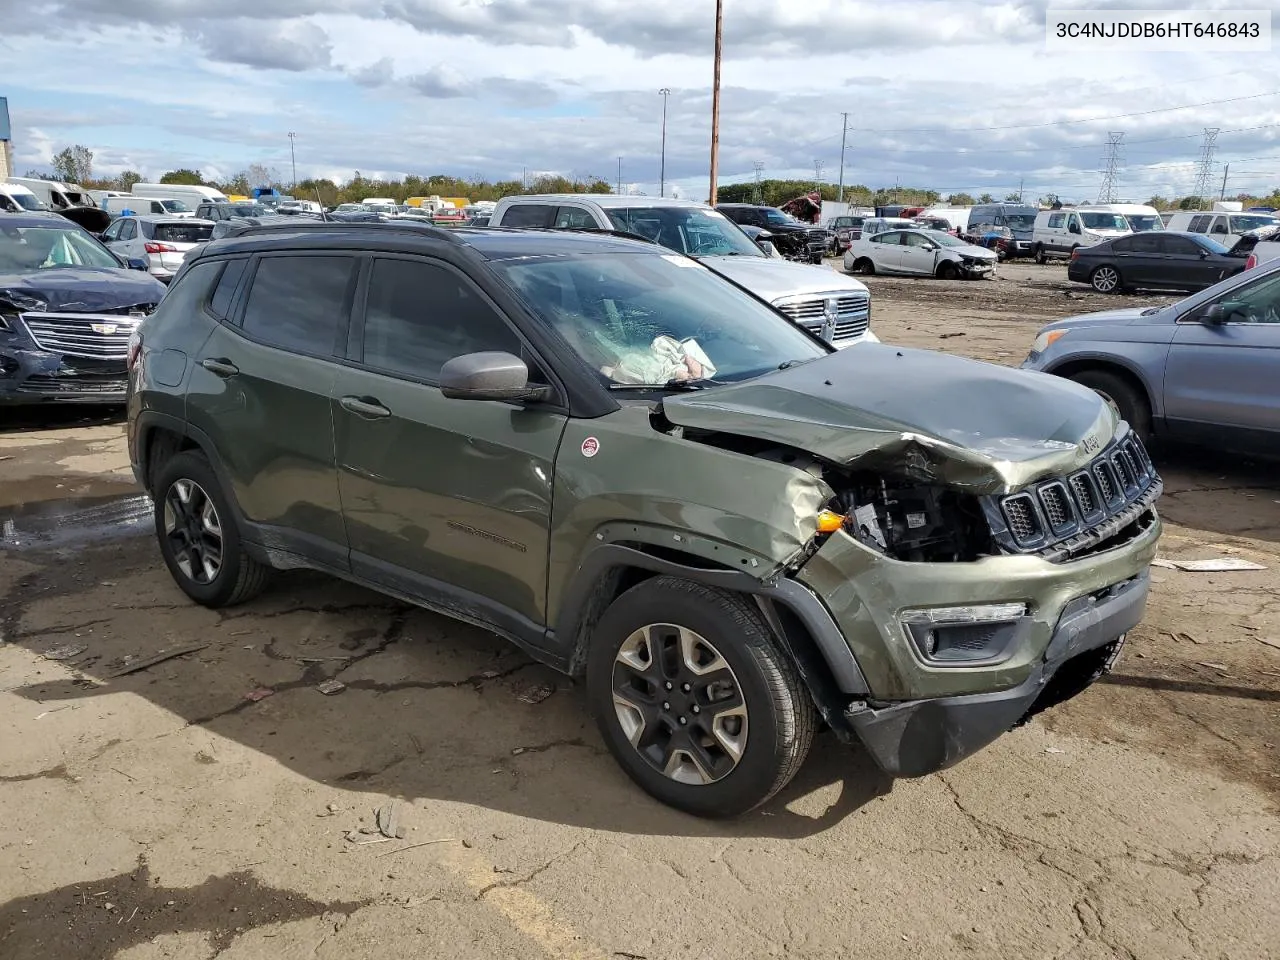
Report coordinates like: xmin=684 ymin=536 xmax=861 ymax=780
xmin=2 ymin=0 xmax=1279 ymax=202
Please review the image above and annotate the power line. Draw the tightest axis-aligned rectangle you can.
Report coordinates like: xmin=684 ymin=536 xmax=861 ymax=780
xmin=1098 ymin=132 xmax=1125 ymax=202
xmin=1190 ymin=128 xmax=1220 ymax=209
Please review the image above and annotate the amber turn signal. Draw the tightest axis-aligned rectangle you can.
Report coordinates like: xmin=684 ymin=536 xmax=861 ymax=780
xmin=816 ymin=510 xmax=846 ymax=534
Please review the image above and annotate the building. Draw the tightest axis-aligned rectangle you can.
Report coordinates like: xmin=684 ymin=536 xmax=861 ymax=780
xmin=0 ymin=97 xmax=12 ymax=179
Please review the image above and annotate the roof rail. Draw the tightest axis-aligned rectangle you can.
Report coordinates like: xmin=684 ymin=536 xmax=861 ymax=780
xmin=222 ymin=217 xmax=464 ymax=243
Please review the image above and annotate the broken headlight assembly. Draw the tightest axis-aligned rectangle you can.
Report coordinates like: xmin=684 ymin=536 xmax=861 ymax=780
xmin=900 ymin=603 xmax=1029 ymax=665
xmin=821 ymin=476 xmax=996 ymax=563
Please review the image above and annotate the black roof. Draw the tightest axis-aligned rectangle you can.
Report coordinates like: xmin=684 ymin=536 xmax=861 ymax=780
xmin=204 ymin=221 xmax=664 ymax=261
xmin=0 ymin=212 xmax=86 ymax=229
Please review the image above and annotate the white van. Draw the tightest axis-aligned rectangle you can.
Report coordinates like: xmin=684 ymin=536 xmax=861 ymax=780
xmin=1163 ymin=209 xmax=1280 ymax=247
xmin=132 ymin=183 xmax=228 ymax=208
xmin=916 ymin=206 xmax=971 ymax=231
xmin=1092 ymin=203 xmax=1164 ymax=233
xmin=106 ymin=195 xmax=195 ymax=217
xmin=1032 ymin=206 xmax=1132 ymax=262
xmin=7 ymin=176 xmax=93 ymax=209
xmin=0 ymin=181 xmax=47 ymax=213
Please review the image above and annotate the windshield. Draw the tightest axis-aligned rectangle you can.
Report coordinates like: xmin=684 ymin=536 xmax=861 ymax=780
xmin=494 ymin=253 xmax=828 ymax=387
xmin=9 ymin=192 xmax=45 ymax=211
xmin=606 ymin=207 xmax=764 ymax=258
xmin=761 ymin=208 xmax=798 ymax=226
xmin=159 ymin=199 xmax=192 ymax=213
xmin=1126 ymin=214 xmax=1163 ymax=231
xmin=925 ymin=230 xmax=966 ymax=246
xmin=1001 ymin=213 xmax=1036 ymax=229
xmin=1081 ymin=212 xmax=1129 ymax=231
xmin=0 ymin=224 xmax=121 ymax=271
xmin=1232 ymin=214 xmax=1279 ymax=232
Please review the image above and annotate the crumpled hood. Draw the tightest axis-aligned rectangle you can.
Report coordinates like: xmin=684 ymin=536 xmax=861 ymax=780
xmin=701 ymin=255 xmax=868 ymax=301
xmin=663 ymin=342 xmax=1116 ymax=494
xmin=0 ymin=268 xmax=165 ymax=313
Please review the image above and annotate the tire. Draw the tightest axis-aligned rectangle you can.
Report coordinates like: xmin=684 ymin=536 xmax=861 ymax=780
xmin=937 ymin=260 xmax=960 ymax=280
xmin=152 ymin=450 xmax=270 ymax=608
xmin=1068 ymin=369 xmax=1152 ymax=442
xmin=852 ymin=258 xmax=875 ymax=275
xmin=1090 ymin=264 xmax=1122 ymax=294
xmin=1034 ymin=244 xmax=1047 ymax=265
xmin=586 ymin=576 xmax=816 ymax=818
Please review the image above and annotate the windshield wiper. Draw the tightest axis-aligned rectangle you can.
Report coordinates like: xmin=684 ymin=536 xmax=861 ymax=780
xmin=609 ymin=377 xmax=722 ymax=392
xmin=777 ymin=358 xmax=819 ymax=370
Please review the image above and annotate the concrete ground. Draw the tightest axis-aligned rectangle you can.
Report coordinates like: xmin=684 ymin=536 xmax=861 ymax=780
xmin=1 ymin=259 xmax=1277 ymax=960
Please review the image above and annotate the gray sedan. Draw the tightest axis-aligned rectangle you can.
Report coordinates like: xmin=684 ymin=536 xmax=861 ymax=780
xmin=1022 ymin=257 xmax=1280 ymax=456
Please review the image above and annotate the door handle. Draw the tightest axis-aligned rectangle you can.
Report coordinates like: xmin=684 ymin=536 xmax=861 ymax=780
xmin=200 ymin=357 xmax=239 ymax=378
xmin=339 ymin=395 xmax=391 ymax=419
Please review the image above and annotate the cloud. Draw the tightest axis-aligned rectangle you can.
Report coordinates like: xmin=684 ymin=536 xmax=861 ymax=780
xmin=191 ymin=19 xmax=334 ymax=71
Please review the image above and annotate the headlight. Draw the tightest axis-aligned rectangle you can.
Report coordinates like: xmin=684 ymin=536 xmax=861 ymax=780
xmin=1031 ymin=329 xmax=1068 ymax=354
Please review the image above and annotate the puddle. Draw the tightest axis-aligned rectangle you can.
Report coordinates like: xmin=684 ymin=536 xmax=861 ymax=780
xmin=0 ymin=493 xmax=153 ymax=552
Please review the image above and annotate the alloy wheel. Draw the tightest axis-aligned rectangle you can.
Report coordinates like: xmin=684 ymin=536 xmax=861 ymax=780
xmin=611 ymin=624 xmax=748 ymax=785
xmin=1092 ymin=266 xmax=1120 ymax=293
xmin=163 ymin=478 xmax=223 ymax=584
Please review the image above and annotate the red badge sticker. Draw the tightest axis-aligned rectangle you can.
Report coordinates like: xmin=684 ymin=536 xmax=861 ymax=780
xmin=581 ymin=437 xmax=600 ymax=458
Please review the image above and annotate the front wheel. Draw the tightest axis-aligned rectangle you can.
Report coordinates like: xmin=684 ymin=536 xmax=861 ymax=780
xmin=937 ymin=260 xmax=960 ymax=280
xmin=852 ymin=257 xmax=875 ymax=275
xmin=1034 ymin=244 xmax=1048 ymax=265
xmin=587 ymin=576 xmax=816 ymax=818
xmin=1090 ymin=264 xmax=1123 ymax=293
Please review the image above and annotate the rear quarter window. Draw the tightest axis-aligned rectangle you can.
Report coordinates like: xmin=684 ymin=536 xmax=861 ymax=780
xmin=208 ymin=258 xmax=249 ymax=320
xmin=500 ymin=204 xmax=554 ymax=228
xmin=144 ymin=261 xmax=223 ymax=331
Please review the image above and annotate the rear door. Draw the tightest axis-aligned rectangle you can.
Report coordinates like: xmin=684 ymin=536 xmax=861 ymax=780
xmin=1164 ymin=269 xmax=1280 ymax=453
xmin=187 ymin=252 xmax=356 ymax=569
xmin=1114 ymin=233 xmax=1158 ymax=285
xmin=868 ymin=231 xmax=905 ymax=271
xmin=1157 ymin=234 xmax=1214 ymax=288
xmin=332 ymin=254 xmax=568 ymax=631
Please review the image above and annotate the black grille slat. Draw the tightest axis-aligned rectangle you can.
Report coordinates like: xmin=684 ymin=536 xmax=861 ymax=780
xmin=1039 ymin=483 xmax=1073 ymax=531
xmin=1069 ymin=473 xmax=1100 ymax=518
xmin=1094 ymin=461 xmax=1120 ymax=505
xmin=1002 ymin=494 xmax=1040 ymax=543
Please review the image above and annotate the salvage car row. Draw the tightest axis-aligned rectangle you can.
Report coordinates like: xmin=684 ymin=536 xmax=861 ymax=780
xmin=4 ymin=194 xmax=1277 ymax=814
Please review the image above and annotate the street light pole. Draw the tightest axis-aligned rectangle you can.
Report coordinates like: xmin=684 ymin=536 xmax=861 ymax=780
xmin=617 ymin=156 xmax=623 ymax=195
xmin=837 ymin=112 xmax=848 ymax=203
xmin=287 ymin=131 xmax=297 ymax=188
xmin=709 ymin=0 xmax=723 ymax=205
xmin=659 ymin=88 xmax=670 ymax=198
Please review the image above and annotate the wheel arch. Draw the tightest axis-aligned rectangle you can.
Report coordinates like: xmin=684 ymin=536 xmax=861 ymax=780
xmin=554 ymin=541 xmax=869 ymax=737
xmin=1042 ymin=355 xmax=1160 ymax=421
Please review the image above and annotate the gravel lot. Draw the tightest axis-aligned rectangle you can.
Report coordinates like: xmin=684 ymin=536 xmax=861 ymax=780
xmin=2 ymin=259 xmax=1277 ymax=960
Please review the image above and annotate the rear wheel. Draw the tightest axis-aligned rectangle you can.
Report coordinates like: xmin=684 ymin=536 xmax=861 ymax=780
xmin=1090 ymin=264 xmax=1122 ymax=293
xmin=153 ymin=451 xmax=270 ymax=608
xmin=587 ymin=576 xmax=816 ymax=818
xmin=1068 ymin=369 xmax=1152 ymax=441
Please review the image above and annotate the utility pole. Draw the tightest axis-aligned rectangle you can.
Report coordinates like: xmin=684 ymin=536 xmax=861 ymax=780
xmin=814 ymin=159 xmax=825 ymax=194
xmin=617 ymin=157 xmax=623 ymax=195
xmin=709 ymin=0 xmax=723 ymax=204
xmin=1191 ymin=127 xmax=1219 ymax=210
xmin=1018 ymin=176 xmax=1024 ymax=202
xmin=752 ymin=161 xmax=764 ymax=204
xmin=1219 ymin=163 xmax=1230 ymax=200
xmin=659 ymin=88 xmax=671 ymax=198
xmin=287 ymin=131 xmax=297 ymax=188
xmin=837 ymin=112 xmax=848 ymax=203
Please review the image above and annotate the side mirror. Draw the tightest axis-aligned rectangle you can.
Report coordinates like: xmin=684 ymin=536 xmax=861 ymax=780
xmin=127 ymin=257 xmax=149 ymax=271
xmin=1200 ymin=303 xmax=1227 ymax=325
xmin=1198 ymin=249 xmax=1209 ymax=259
xmin=439 ymin=351 xmax=554 ymax=403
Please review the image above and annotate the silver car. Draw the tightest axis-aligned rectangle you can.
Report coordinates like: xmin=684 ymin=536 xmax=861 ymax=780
xmin=1022 ymin=257 xmax=1280 ymax=456
xmin=101 ymin=215 xmax=214 ymax=283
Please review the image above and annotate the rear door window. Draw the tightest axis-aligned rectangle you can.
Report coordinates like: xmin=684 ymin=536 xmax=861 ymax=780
xmin=1128 ymin=234 xmax=1160 ymax=253
xmin=1159 ymin=235 xmax=1200 ymax=256
xmin=1188 ymin=215 xmax=1211 ymax=233
xmin=501 ymin=204 xmax=554 ymax=228
xmin=238 ymin=255 xmax=358 ymax=357
xmin=119 ymin=220 xmax=137 ymax=240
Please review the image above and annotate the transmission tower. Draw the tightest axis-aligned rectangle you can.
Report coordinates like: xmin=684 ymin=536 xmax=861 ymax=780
xmin=752 ymin=160 xmax=764 ymax=204
xmin=1097 ymin=132 xmax=1124 ymax=202
xmin=814 ymin=159 xmax=826 ymax=191
xmin=1190 ymin=127 xmax=1220 ymax=210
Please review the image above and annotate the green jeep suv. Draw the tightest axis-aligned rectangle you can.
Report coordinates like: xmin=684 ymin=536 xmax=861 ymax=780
xmin=127 ymin=221 xmax=1162 ymax=817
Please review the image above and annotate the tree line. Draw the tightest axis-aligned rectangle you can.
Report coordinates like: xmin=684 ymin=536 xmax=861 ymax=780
xmin=23 ymin=144 xmax=1280 ymax=211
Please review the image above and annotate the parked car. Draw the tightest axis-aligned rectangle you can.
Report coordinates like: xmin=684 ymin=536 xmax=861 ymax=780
xmin=1164 ymin=210 xmax=1280 ymax=247
xmin=1235 ymin=223 xmax=1280 ymax=270
xmin=715 ymin=204 xmax=832 ymax=263
xmin=1066 ymin=231 xmax=1246 ymax=294
xmin=1024 ymin=256 xmax=1280 ymax=456
xmin=967 ymin=202 xmax=1038 ymax=259
xmin=195 ymin=201 xmax=269 ymax=222
xmin=0 ymin=213 xmax=165 ymax=404
xmin=101 ymin=215 xmax=215 ymax=283
xmin=132 ymin=183 xmax=229 ymax=208
xmin=128 ymin=220 xmax=1161 ymax=816
xmin=854 ymin=216 xmax=916 ymax=240
xmin=843 ymin=228 xmax=997 ymax=279
xmin=487 ymin=195 xmax=875 ymax=347
xmin=963 ymin=223 xmax=1017 ymax=260
xmin=827 ymin=215 xmax=866 ymax=252
xmin=735 ymin=224 xmax=784 ymax=258
xmin=1033 ymin=207 xmax=1132 ymax=263
xmin=277 ymin=199 xmax=323 ymax=215
xmin=466 ymin=215 xmax=491 ymax=227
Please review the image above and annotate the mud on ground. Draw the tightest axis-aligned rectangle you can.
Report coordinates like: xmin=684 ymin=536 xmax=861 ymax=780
xmin=1 ymin=260 xmax=1277 ymax=960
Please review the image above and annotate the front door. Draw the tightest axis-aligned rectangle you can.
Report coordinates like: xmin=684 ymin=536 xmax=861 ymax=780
xmin=186 ymin=253 xmax=356 ymax=569
xmin=899 ymin=231 xmax=937 ymax=275
xmin=1164 ymin=270 xmax=1280 ymax=453
xmin=333 ymin=254 xmax=568 ymax=634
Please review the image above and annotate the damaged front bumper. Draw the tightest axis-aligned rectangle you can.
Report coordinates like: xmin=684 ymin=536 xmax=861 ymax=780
xmin=0 ymin=343 xmax=129 ymax=403
xmin=796 ymin=504 xmax=1161 ymax=775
